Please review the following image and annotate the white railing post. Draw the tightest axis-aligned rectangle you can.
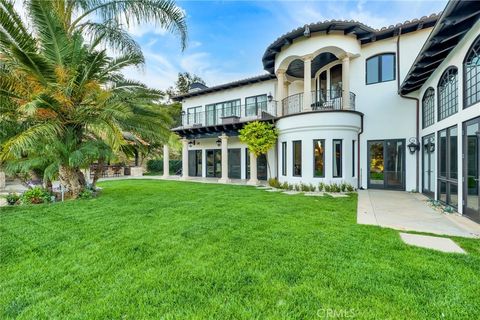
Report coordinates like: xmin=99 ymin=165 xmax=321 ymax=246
xmin=218 ymin=133 xmax=230 ymax=183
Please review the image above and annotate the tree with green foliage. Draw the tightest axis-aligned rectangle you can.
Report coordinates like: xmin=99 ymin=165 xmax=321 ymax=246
xmin=0 ymin=0 xmax=187 ymax=197
xmin=239 ymin=121 xmax=279 ymax=179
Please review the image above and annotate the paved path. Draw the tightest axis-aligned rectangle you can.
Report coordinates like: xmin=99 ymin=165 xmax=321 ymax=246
xmin=357 ymin=190 xmax=480 ymax=239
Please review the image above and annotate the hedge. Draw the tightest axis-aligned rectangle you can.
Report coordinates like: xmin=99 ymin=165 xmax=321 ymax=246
xmin=146 ymin=159 xmax=182 ymax=175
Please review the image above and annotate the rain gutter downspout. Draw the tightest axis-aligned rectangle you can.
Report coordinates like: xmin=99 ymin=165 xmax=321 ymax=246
xmin=397 ymin=27 xmax=420 ymax=192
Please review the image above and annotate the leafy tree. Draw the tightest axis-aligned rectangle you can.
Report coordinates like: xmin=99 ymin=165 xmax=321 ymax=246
xmin=167 ymin=72 xmax=206 ymax=97
xmin=0 ymin=0 xmax=187 ymax=197
xmin=239 ymin=121 xmax=278 ymax=178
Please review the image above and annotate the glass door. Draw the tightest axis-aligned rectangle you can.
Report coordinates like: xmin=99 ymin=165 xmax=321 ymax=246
xmin=422 ymin=135 xmax=435 ymax=198
xmin=228 ymin=149 xmax=241 ymax=179
xmin=188 ymin=150 xmax=202 ymax=177
xmin=246 ymin=149 xmax=268 ymax=180
xmin=464 ymin=118 xmax=480 ymax=222
xmin=368 ymin=139 xmax=405 ymax=190
xmin=206 ymin=149 xmax=221 ymax=178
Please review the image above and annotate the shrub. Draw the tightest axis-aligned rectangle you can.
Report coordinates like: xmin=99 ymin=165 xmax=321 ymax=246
xmin=294 ymin=184 xmax=301 ymax=191
xmin=318 ymin=182 xmax=325 ymax=192
xmin=346 ymin=184 xmax=355 ymax=192
xmin=147 ymin=159 xmax=163 ymax=172
xmin=268 ymin=178 xmax=281 ymax=188
xmin=21 ymin=187 xmax=51 ymax=205
xmin=324 ymin=184 xmax=331 ymax=192
xmin=309 ymin=183 xmax=316 ymax=192
xmin=300 ymin=183 xmax=310 ymax=192
xmin=78 ymin=188 xmax=94 ymax=199
xmin=6 ymin=193 xmax=20 ymax=205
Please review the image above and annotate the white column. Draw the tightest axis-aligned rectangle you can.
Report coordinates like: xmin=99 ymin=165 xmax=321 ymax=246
xmin=303 ymin=55 xmax=312 ymax=111
xmin=247 ymin=152 xmax=259 ymax=185
xmin=0 ymin=171 xmax=5 ymax=190
xmin=218 ymin=134 xmax=230 ymax=183
xmin=342 ymin=56 xmax=351 ymax=110
xmin=276 ymin=70 xmax=286 ymax=116
xmin=181 ymin=138 xmax=188 ymax=179
xmin=163 ymin=144 xmax=170 ymax=178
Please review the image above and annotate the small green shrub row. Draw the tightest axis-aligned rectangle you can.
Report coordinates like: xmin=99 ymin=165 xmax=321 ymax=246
xmin=268 ymin=178 xmax=356 ymax=193
xmin=6 ymin=186 xmax=99 ymax=206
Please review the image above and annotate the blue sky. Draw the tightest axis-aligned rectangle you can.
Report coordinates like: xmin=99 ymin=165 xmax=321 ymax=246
xmin=123 ymin=0 xmax=448 ymax=90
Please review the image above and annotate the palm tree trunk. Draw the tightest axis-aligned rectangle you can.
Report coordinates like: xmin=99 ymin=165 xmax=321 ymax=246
xmin=92 ymin=158 xmax=104 ymax=188
xmin=58 ymin=165 xmax=86 ymax=198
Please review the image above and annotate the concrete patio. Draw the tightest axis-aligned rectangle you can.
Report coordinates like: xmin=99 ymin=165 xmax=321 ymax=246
xmin=358 ymin=189 xmax=480 ymax=239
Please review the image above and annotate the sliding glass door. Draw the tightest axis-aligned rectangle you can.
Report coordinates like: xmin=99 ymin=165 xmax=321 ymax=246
xmin=246 ymin=149 xmax=268 ymax=180
xmin=438 ymin=126 xmax=458 ymax=208
xmin=368 ymin=139 xmax=405 ymax=190
xmin=464 ymin=118 xmax=480 ymax=222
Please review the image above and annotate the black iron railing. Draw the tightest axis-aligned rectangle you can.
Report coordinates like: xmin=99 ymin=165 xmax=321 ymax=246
xmin=180 ymin=101 xmax=277 ymax=127
xmin=282 ymin=90 xmax=356 ymax=116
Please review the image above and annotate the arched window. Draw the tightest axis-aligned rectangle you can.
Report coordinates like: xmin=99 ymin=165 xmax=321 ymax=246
xmin=422 ymin=87 xmax=435 ymax=128
xmin=464 ymin=35 xmax=480 ymax=108
xmin=437 ymin=67 xmax=458 ymax=121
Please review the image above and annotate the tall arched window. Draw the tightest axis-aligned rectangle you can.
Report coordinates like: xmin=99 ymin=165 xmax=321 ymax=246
xmin=464 ymin=35 xmax=480 ymax=108
xmin=437 ymin=67 xmax=458 ymax=121
xmin=422 ymin=87 xmax=435 ymax=128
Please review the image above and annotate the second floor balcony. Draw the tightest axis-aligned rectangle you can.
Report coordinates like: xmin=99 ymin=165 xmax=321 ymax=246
xmin=180 ymin=101 xmax=278 ymax=128
xmin=282 ymin=89 xmax=356 ymax=116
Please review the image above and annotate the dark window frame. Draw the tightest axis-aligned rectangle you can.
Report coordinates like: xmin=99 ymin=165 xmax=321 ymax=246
xmin=292 ymin=140 xmax=302 ymax=177
xmin=437 ymin=66 xmax=458 ymax=121
xmin=245 ymin=94 xmax=268 ymax=117
xmin=333 ymin=139 xmax=343 ymax=178
xmin=352 ymin=140 xmax=356 ymax=177
xmin=463 ymin=34 xmax=480 ymax=109
xmin=281 ymin=142 xmax=287 ymax=176
xmin=186 ymin=106 xmax=202 ymax=125
xmin=313 ymin=139 xmax=325 ymax=178
xmin=422 ymin=87 xmax=435 ymax=129
xmin=365 ymin=53 xmax=396 ymax=85
xmin=205 ymin=99 xmax=241 ymax=125
xmin=437 ymin=125 xmax=458 ymax=208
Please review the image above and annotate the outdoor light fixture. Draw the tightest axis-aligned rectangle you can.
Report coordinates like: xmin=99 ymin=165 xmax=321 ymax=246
xmin=426 ymin=139 xmax=435 ymax=153
xmin=216 ymin=138 xmax=222 ymax=147
xmin=407 ymin=137 xmax=420 ymax=154
xmin=188 ymin=140 xmax=197 ymax=147
xmin=267 ymin=92 xmax=273 ymax=102
xmin=303 ymin=25 xmax=311 ymax=37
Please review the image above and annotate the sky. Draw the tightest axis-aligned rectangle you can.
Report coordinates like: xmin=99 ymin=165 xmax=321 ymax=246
xmin=14 ymin=0 xmax=449 ymax=90
xmin=125 ymin=0 xmax=448 ymax=90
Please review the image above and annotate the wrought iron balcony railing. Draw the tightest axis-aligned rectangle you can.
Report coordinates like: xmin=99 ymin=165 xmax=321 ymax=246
xmin=282 ymin=89 xmax=356 ymax=116
xmin=180 ymin=101 xmax=278 ymax=128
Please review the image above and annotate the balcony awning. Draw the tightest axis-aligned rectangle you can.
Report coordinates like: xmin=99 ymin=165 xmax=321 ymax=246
xmin=171 ymin=118 xmax=275 ymax=139
xmin=400 ymin=0 xmax=480 ymax=95
xmin=262 ymin=17 xmax=439 ymax=74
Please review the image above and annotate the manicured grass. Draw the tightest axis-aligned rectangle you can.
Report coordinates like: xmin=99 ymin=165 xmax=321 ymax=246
xmin=1 ymin=180 xmax=479 ymax=319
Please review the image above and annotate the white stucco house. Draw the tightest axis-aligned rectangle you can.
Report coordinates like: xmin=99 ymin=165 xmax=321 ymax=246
xmin=167 ymin=0 xmax=480 ymax=223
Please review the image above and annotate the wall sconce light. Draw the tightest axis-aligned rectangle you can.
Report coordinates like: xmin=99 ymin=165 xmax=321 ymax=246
xmin=407 ymin=137 xmax=420 ymax=154
xmin=426 ymin=139 xmax=435 ymax=153
xmin=267 ymin=92 xmax=273 ymax=102
xmin=216 ymin=138 xmax=222 ymax=147
xmin=188 ymin=140 xmax=198 ymax=147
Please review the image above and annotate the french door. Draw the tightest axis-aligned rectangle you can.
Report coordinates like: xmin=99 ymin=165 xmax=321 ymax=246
xmin=206 ymin=149 xmax=221 ymax=178
xmin=188 ymin=150 xmax=202 ymax=177
xmin=422 ymin=135 xmax=435 ymax=198
xmin=368 ymin=139 xmax=405 ymax=190
xmin=464 ymin=118 xmax=480 ymax=222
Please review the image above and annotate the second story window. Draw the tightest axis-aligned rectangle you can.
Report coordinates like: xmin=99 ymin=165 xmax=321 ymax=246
xmin=187 ymin=106 xmax=202 ymax=125
xmin=464 ymin=34 xmax=480 ymax=108
xmin=245 ymin=94 xmax=267 ymax=116
xmin=422 ymin=88 xmax=435 ymax=128
xmin=437 ymin=67 xmax=458 ymax=121
xmin=205 ymin=99 xmax=240 ymax=126
xmin=366 ymin=53 xmax=395 ymax=85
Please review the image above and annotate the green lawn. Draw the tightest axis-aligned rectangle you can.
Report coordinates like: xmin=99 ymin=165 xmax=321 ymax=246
xmin=1 ymin=180 xmax=479 ymax=319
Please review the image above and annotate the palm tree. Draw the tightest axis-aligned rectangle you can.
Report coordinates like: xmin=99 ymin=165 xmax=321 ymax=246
xmin=0 ymin=0 xmax=187 ymax=197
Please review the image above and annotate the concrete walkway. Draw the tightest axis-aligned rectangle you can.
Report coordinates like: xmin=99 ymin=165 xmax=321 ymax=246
xmin=358 ymin=190 xmax=480 ymax=239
